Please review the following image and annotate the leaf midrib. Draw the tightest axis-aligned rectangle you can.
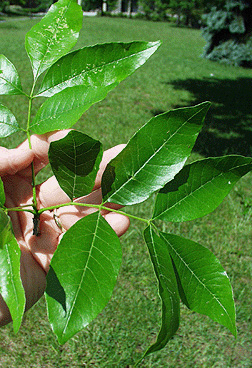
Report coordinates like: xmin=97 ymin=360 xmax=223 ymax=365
xmin=0 ymin=75 xmax=23 ymax=95
xmin=162 ymin=234 xmax=232 ymax=324
xmin=34 ymin=0 xmax=73 ymax=80
xmin=105 ymin=107 xmax=204 ymax=202
xmin=38 ymin=42 xmax=159 ymax=96
xmin=61 ymin=213 xmax=101 ymax=337
xmin=32 ymin=86 xmax=107 ymax=128
xmin=155 ymin=160 xmax=251 ymax=219
xmin=5 ymin=240 xmax=24 ymax=331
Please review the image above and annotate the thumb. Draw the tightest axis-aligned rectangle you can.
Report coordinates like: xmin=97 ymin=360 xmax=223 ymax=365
xmin=0 ymin=146 xmax=34 ymax=177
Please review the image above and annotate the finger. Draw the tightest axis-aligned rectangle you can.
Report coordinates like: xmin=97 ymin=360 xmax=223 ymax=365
xmin=93 ymin=144 xmax=125 ymax=190
xmin=0 ymin=146 xmax=34 ymax=177
xmin=103 ymin=212 xmax=130 ymax=237
xmin=26 ymin=210 xmax=62 ymax=273
xmin=38 ymin=176 xmax=70 ymax=209
xmin=18 ymin=130 xmax=71 ymax=176
xmin=54 ymin=189 xmax=124 ymax=231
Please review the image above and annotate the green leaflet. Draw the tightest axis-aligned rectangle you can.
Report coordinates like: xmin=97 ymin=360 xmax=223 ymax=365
xmin=25 ymin=0 xmax=83 ymax=80
xmin=160 ymin=232 xmax=237 ymax=337
xmin=102 ymin=102 xmax=210 ymax=206
xmin=31 ymin=42 xmax=161 ymax=134
xmin=0 ymin=178 xmax=5 ymax=208
xmin=49 ymin=130 xmax=103 ymax=200
xmin=143 ymin=226 xmax=180 ymax=357
xmin=0 ymin=55 xmax=24 ymax=96
xmin=153 ymin=155 xmax=252 ymax=222
xmin=0 ymin=104 xmax=20 ymax=138
xmin=0 ymin=210 xmax=25 ymax=332
xmin=37 ymin=41 xmax=161 ymax=97
xmin=45 ymin=212 xmax=122 ymax=344
xmin=30 ymin=85 xmax=110 ymax=134
xmin=0 ymin=209 xmax=12 ymax=247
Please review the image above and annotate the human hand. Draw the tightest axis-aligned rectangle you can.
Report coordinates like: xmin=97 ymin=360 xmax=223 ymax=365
xmin=0 ymin=131 xmax=130 ymax=326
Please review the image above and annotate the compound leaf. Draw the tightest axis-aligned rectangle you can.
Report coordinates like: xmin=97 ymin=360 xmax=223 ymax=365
xmin=37 ymin=41 xmax=161 ymax=97
xmin=25 ymin=0 xmax=82 ymax=80
xmin=153 ymin=155 xmax=252 ymax=222
xmin=49 ymin=130 xmax=103 ymax=200
xmin=143 ymin=226 xmax=180 ymax=356
xmin=160 ymin=232 xmax=237 ymax=337
xmin=102 ymin=102 xmax=210 ymax=206
xmin=0 ymin=55 xmax=24 ymax=95
xmin=45 ymin=211 xmax=122 ymax=344
xmin=0 ymin=104 xmax=20 ymax=138
xmin=0 ymin=209 xmax=25 ymax=332
xmin=30 ymin=85 xmax=109 ymax=134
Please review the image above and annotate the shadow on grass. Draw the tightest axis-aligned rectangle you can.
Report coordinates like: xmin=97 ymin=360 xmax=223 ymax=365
xmin=165 ymin=77 xmax=252 ymax=157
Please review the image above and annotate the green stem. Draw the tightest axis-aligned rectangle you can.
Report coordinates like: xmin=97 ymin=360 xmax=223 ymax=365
xmin=26 ymin=83 xmax=37 ymax=210
xmin=149 ymin=221 xmax=160 ymax=233
xmin=6 ymin=207 xmax=34 ymax=214
xmin=38 ymin=202 xmax=151 ymax=225
xmin=6 ymin=200 xmax=154 ymax=228
xmin=6 ymin=204 xmax=34 ymax=211
xmin=100 ymin=205 xmax=151 ymax=224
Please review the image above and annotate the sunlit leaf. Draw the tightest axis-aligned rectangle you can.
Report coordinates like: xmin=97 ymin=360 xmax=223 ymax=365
xmin=143 ymin=226 xmax=180 ymax=356
xmin=30 ymin=85 xmax=109 ymax=134
xmin=102 ymin=102 xmax=210 ymax=206
xmin=25 ymin=0 xmax=82 ymax=80
xmin=0 ymin=210 xmax=12 ymax=248
xmin=49 ymin=130 xmax=103 ymax=200
xmin=0 ymin=55 xmax=24 ymax=95
xmin=45 ymin=212 xmax=122 ymax=344
xmin=0 ymin=209 xmax=25 ymax=332
xmin=0 ymin=104 xmax=20 ymax=138
xmin=154 ymin=155 xmax=252 ymax=222
xmin=160 ymin=232 xmax=237 ymax=337
xmin=0 ymin=178 xmax=5 ymax=208
xmin=37 ymin=41 xmax=161 ymax=97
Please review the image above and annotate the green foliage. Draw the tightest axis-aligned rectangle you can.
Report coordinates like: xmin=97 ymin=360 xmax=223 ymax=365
xmin=0 ymin=210 xmax=25 ymax=333
xmin=49 ymin=131 xmax=103 ymax=200
xmin=0 ymin=1 xmax=10 ymax=13
xmin=81 ymin=0 xmax=117 ymax=11
xmin=0 ymin=55 xmax=24 ymax=96
xmin=143 ymin=226 xmax=180 ymax=356
xmin=137 ymin=0 xmax=226 ymax=26
xmin=139 ymin=0 xmax=169 ymax=21
xmin=0 ymin=104 xmax=21 ymax=138
xmin=25 ymin=0 xmax=83 ymax=80
xmin=45 ymin=211 xmax=122 ymax=344
xmin=153 ymin=155 xmax=252 ymax=222
xmin=102 ymin=102 xmax=210 ymax=206
xmin=0 ymin=0 xmax=251 ymax=364
xmin=159 ymin=232 xmax=237 ymax=336
xmin=202 ymin=0 xmax=252 ymax=67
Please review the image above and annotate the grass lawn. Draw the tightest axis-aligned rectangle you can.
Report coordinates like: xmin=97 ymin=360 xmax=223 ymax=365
xmin=0 ymin=15 xmax=252 ymax=367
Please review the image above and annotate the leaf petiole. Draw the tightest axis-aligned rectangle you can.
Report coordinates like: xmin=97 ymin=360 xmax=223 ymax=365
xmin=37 ymin=201 xmax=151 ymax=225
xmin=5 ymin=205 xmax=34 ymax=213
xmin=26 ymin=82 xmax=38 ymax=210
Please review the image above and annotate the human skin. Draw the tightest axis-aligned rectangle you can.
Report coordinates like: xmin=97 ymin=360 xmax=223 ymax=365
xmin=0 ymin=131 xmax=130 ymax=326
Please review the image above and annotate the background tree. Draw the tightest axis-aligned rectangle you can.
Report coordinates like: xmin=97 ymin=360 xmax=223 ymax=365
xmin=138 ymin=0 xmax=226 ymax=26
xmin=1 ymin=0 xmax=54 ymax=13
xmin=202 ymin=0 xmax=252 ymax=67
xmin=168 ymin=0 xmax=226 ymax=27
xmin=81 ymin=0 xmax=117 ymax=12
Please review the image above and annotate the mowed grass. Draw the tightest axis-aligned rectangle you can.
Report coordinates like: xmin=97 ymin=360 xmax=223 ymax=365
xmin=0 ymin=16 xmax=252 ymax=367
